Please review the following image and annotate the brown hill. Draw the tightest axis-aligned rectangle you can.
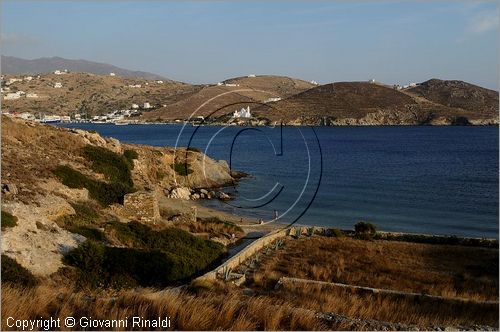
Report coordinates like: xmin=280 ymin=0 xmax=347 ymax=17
xmin=223 ymin=75 xmax=316 ymax=98
xmin=2 ymin=72 xmax=498 ymax=125
xmin=2 ymin=72 xmax=196 ymax=116
xmin=253 ymin=81 xmax=498 ymax=125
xmin=143 ymin=75 xmax=316 ymax=121
xmin=405 ymin=79 xmax=498 ymax=115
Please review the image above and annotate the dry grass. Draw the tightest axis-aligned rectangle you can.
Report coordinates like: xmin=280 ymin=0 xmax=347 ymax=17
xmin=271 ymin=283 xmax=498 ymax=327
xmin=175 ymin=217 xmax=244 ymax=238
xmin=1 ymin=284 xmax=327 ymax=331
xmin=3 ymin=279 xmax=497 ymax=331
xmin=252 ymin=236 xmax=499 ymax=301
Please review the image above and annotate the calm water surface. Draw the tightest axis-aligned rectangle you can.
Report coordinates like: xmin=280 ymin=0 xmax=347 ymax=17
xmin=59 ymin=123 xmax=499 ymax=238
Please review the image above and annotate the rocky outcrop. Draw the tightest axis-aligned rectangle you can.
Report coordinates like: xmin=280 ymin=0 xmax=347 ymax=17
xmin=1 ymin=116 xmax=239 ymax=276
xmin=1 ymin=195 xmax=85 ymax=276
xmin=166 ymin=186 xmax=230 ymax=201
xmin=168 ymin=187 xmax=192 ymax=200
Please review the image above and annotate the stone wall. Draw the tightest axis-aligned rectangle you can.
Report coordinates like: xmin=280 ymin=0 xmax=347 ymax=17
xmin=123 ymin=191 xmax=160 ymax=224
xmin=198 ymin=228 xmax=290 ymax=281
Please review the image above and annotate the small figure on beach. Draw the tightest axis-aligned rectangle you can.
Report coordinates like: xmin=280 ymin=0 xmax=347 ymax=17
xmin=230 ymin=233 xmax=236 ymax=243
xmin=259 ymin=218 xmax=264 ymax=225
xmin=274 ymin=210 xmax=278 ymax=220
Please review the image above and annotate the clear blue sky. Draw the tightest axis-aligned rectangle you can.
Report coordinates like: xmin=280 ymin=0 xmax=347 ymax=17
xmin=1 ymin=1 xmax=498 ymax=89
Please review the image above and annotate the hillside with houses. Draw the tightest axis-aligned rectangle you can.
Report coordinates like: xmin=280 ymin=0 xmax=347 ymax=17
xmin=1 ymin=65 xmax=498 ymax=126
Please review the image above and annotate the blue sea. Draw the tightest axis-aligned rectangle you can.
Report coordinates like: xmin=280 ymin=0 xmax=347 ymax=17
xmin=59 ymin=123 xmax=499 ymax=239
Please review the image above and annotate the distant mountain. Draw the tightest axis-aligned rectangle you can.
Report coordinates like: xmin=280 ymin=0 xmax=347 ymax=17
xmin=1 ymin=55 xmax=167 ymax=80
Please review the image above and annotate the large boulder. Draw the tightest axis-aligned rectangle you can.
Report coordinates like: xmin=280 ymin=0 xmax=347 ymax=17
xmin=169 ymin=187 xmax=191 ymax=200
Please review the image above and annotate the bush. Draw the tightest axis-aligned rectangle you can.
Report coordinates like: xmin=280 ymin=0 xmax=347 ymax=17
xmin=59 ymin=201 xmax=100 ymax=227
xmin=65 ymin=222 xmax=225 ymax=289
xmin=1 ymin=255 xmax=38 ymax=287
xmin=1 ymin=211 xmax=17 ymax=228
xmin=354 ymin=221 xmax=377 ymax=240
xmin=171 ymin=162 xmax=194 ymax=176
xmin=53 ymin=166 xmax=131 ymax=206
xmin=68 ymin=226 xmax=105 ymax=242
xmin=64 ymin=240 xmax=106 ymax=288
xmin=82 ymin=145 xmax=134 ymax=190
xmin=123 ymin=149 xmax=139 ymax=169
xmin=202 ymin=217 xmax=243 ymax=234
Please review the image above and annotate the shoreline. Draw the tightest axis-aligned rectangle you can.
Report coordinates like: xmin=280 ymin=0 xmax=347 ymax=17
xmin=164 ymin=196 xmax=499 ymax=244
xmin=56 ymin=120 xmax=500 ymax=127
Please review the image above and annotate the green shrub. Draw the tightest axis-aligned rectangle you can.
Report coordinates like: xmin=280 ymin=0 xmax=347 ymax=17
xmin=52 ymin=165 xmax=90 ymax=190
xmin=59 ymin=201 xmax=100 ymax=227
xmin=1 ymin=255 xmax=38 ymax=287
xmin=123 ymin=149 xmax=139 ymax=169
xmin=82 ymin=145 xmax=134 ymax=190
xmin=354 ymin=221 xmax=377 ymax=240
xmin=64 ymin=240 xmax=106 ymax=288
xmin=53 ymin=166 xmax=131 ymax=206
xmin=1 ymin=211 xmax=17 ymax=228
xmin=202 ymin=217 xmax=243 ymax=233
xmin=65 ymin=222 xmax=225 ymax=288
xmin=171 ymin=162 xmax=193 ymax=176
xmin=68 ymin=226 xmax=105 ymax=241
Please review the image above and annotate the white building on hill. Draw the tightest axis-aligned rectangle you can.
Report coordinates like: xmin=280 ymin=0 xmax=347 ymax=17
xmin=233 ymin=106 xmax=251 ymax=118
xmin=54 ymin=82 xmax=63 ymax=88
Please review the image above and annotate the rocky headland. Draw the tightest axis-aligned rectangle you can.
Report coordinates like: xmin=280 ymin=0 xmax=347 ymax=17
xmin=1 ymin=116 xmax=240 ymax=277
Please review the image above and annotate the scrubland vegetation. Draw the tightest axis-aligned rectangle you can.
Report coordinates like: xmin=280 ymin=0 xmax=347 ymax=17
xmin=52 ymin=145 xmax=136 ymax=206
xmin=1 ymin=255 xmax=38 ymax=288
xmin=2 ymin=227 xmax=499 ymax=330
xmin=176 ymin=216 xmax=244 ymax=238
xmin=1 ymin=211 xmax=17 ymax=229
xmin=171 ymin=162 xmax=194 ymax=176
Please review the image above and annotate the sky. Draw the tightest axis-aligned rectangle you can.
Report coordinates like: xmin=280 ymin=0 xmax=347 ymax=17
xmin=1 ymin=1 xmax=499 ymax=89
